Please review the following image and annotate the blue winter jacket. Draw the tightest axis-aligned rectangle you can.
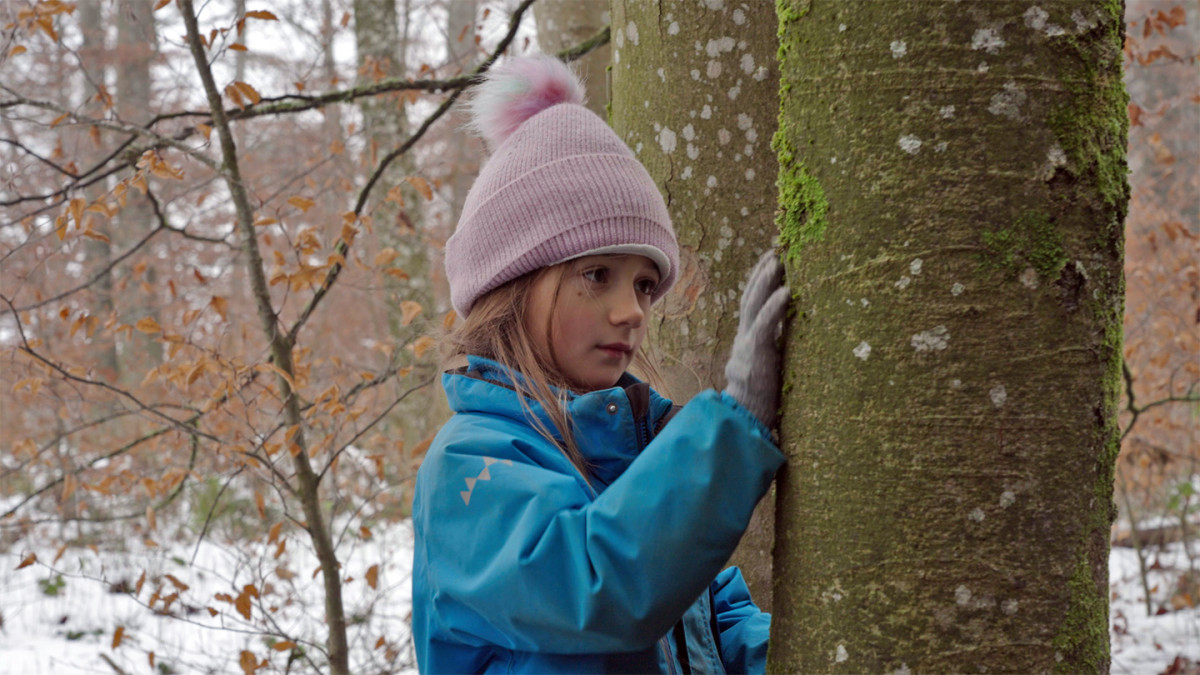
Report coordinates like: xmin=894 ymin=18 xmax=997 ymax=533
xmin=412 ymin=356 xmax=785 ymax=673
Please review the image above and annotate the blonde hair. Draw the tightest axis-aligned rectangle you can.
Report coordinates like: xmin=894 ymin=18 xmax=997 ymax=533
xmin=443 ymin=262 xmax=664 ymax=479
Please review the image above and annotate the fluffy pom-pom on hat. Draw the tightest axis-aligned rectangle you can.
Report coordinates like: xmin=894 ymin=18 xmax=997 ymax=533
xmin=446 ymin=53 xmax=678 ymax=318
xmin=466 ymin=54 xmax=586 ymax=149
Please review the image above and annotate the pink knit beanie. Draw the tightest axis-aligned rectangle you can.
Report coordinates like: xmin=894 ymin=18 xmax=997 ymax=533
xmin=445 ymin=54 xmax=678 ymax=317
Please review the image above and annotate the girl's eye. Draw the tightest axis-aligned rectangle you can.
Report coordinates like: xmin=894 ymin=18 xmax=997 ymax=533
xmin=582 ymin=267 xmax=608 ymax=284
xmin=636 ymin=279 xmax=658 ymax=295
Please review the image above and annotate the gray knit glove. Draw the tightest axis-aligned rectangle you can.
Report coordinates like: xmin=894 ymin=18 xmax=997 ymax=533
xmin=723 ymin=251 xmax=790 ymax=428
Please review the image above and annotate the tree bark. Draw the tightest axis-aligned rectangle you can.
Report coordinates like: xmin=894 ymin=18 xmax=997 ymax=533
xmin=77 ymin=1 xmax=120 ymax=383
xmin=609 ymin=1 xmax=780 ymax=610
xmin=769 ymin=1 xmax=1127 ymax=671
xmin=116 ymin=0 xmax=162 ymax=373
xmin=535 ymin=0 xmax=609 ymax=117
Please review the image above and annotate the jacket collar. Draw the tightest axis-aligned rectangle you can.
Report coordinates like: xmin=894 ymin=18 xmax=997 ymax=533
xmin=443 ymin=356 xmax=674 ymax=487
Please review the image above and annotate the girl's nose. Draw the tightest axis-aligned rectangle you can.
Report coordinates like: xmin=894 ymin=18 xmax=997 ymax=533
xmin=610 ymin=287 xmax=645 ymax=327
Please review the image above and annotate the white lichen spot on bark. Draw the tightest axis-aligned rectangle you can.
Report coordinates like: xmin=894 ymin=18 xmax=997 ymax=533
xmin=939 ymin=105 xmax=956 ymax=119
xmin=988 ymin=81 xmax=1027 ymax=119
xmin=744 ymin=168 xmax=755 ymax=180
xmin=707 ymin=60 xmax=723 ymax=78
xmin=682 ymin=124 xmax=695 ymax=142
xmin=687 ymin=143 xmax=700 ymax=160
xmin=835 ymin=645 xmax=849 ymax=663
xmin=690 ymin=69 xmax=700 ymax=80
xmin=853 ymin=341 xmax=871 ymax=360
xmin=668 ymin=21 xmax=680 ymax=36
xmin=700 ymin=105 xmax=712 ymax=119
xmin=702 ymin=0 xmax=724 ymax=10
xmin=741 ymin=53 xmax=755 ymax=74
xmin=955 ymin=585 xmax=972 ymax=606
xmin=1071 ymin=9 xmax=1097 ymax=30
xmin=951 ymin=282 xmax=965 ymax=296
xmin=950 ymin=379 xmax=963 ymax=389
xmin=935 ymin=141 xmax=948 ymax=153
xmin=989 ymin=384 xmax=1007 ymax=407
xmin=705 ymin=36 xmax=736 ymax=57
xmin=681 ymin=166 xmax=693 ymax=180
xmin=615 ymin=25 xmax=625 ymax=48
xmin=732 ymin=8 xmax=745 ymax=25
xmin=838 ymin=23 xmax=847 ymax=32
xmin=625 ymin=21 xmax=639 ymax=46
xmin=891 ymin=664 xmax=913 ymax=675
xmin=977 ymin=62 xmax=990 ymax=73
xmin=911 ymin=325 xmax=950 ymax=352
xmin=899 ymin=134 xmax=922 ymax=154
xmin=971 ymin=28 xmax=1006 ymax=54
xmin=1002 ymin=599 xmax=1019 ymax=615
xmin=657 ymin=68 xmax=666 ymax=82
xmin=1000 ymin=490 xmax=1016 ymax=507
xmin=890 ymin=40 xmax=907 ymax=58
xmin=736 ymin=113 xmax=753 ymax=130
xmin=727 ymin=85 xmax=740 ymax=100
xmin=706 ymin=175 xmax=718 ymax=188
xmin=969 ymin=508 xmax=985 ymax=523
xmin=1019 ymin=267 xmax=1039 ymax=289
xmin=860 ymin=298 xmax=869 ymax=307
xmin=753 ymin=66 xmax=769 ymax=81
xmin=718 ymin=129 xmax=732 ymax=145
xmin=659 ymin=127 xmax=677 ymax=155
xmin=895 ymin=276 xmax=912 ymax=289
xmin=1025 ymin=6 xmax=1049 ymax=30
xmin=910 ymin=258 xmax=923 ymax=275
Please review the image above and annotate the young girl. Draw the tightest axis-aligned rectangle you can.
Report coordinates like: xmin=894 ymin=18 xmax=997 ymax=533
xmin=412 ymin=55 xmax=789 ymax=674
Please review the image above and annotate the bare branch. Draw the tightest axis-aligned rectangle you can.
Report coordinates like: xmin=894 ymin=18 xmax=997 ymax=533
xmin=286 ymin=0 xmax=541 ymax=343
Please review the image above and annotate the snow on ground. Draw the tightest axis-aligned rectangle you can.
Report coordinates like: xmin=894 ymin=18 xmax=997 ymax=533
xmin=2 ymin=522 xmax=1196 ymax=673
xmin=0 ymin=519 xmax=417 ymax=674
xmin=1111 ymin=542 xmax=1200 ymax=674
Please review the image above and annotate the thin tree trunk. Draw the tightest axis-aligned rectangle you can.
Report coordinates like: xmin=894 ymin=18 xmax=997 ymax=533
xmin=78 ymin=1 xmax=120 ymax=383
xmin=769 ymin=1 xmax=1128 ymax=671
xmin=535 ymin=0 xmax=609 ymax=117
xmin=178 ymin=1 xmax=350 ymax=672
xmin=609 ymin=0 xmax=780 ymax=610
xmin=116 ymin=0 xmax=162 ymax=374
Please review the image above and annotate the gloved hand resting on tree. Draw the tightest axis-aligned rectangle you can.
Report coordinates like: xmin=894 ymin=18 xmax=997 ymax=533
xmin=723 ymin=251 xmax=790 ymax=429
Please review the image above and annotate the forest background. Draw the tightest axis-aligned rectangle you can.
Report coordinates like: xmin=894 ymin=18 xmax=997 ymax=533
xmin=0 ymin=0 xmax=1195 ymax=673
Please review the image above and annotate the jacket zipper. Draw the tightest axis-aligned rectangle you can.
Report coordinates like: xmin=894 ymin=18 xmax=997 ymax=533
xmin=659 ymin=636 xmax=678 ymax=675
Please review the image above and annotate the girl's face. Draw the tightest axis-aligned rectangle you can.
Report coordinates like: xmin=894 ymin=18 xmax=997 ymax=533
xmin=524 ymin=254 xmax=660 ymax=392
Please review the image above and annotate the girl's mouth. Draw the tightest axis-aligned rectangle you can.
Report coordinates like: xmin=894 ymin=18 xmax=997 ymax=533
xmin=597 ymin=343 xmax=632 ymax=358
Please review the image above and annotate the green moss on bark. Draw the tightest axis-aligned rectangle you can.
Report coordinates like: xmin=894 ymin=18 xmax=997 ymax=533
xmin=979 ymin=211 xmax=1066 ymax=278
xmin=1046 ymin=6 xmax=1130 ymax=210
xmin=773 ymin=127 xmax=828 ymax=269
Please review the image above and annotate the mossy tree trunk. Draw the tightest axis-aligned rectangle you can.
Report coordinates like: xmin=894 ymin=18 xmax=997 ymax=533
xmin=608 ymin=1 xmax=781 ymax=610
xmin=769 ymin=0 xmax=1127 ymax=671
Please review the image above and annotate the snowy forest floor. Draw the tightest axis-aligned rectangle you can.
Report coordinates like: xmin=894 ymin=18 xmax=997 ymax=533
xmin=1 ymin=524 xmax=1197 ymax=674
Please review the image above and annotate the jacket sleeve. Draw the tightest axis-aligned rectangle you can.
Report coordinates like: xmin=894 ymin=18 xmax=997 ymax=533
xmin=712 ymin=566 xmax=770 ymax=673
xmin=414 ymin=389 xmax=783 ymax=655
